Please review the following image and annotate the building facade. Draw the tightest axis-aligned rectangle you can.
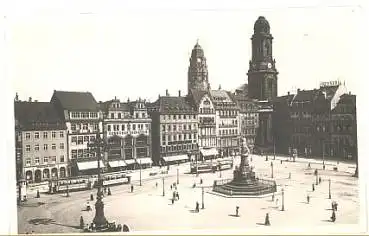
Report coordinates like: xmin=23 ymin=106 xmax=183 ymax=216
xmin=150 ymin=92 xmax=199 ymax=165
xmin=14 ymin=101 xmax=68 ymax=183
xmin=51 ymin=91 xmax=103 ymax=176
xmin=210 ymin=89 xmax=240 ymax=157
xmin=102 ymin=97 xmax=152 ymax=170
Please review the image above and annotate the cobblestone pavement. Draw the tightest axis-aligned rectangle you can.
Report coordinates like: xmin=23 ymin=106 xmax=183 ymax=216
xmin=17 ymin=155 xmax=360 ymax=234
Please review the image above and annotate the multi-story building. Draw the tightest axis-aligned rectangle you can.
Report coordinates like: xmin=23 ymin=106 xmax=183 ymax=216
xmin=210 ymin=89 xmax=240 ymax=157
xmin=232 ymin=92 xmax=259 ymax=153
xmin=188 ymin=89 xmax=218 ymax=160
xmin=14 ymin=100 xmax=68 ymax=184
xmin=149 ymin=91 xmax=199 ymax=165
xmin=51 ymin=91 xmax=103 ymax=176
xmin=101 ymin=97 xmax=152 ymax=170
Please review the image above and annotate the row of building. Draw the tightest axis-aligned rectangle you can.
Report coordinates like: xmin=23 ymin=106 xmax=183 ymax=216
xmin=14 ymin=16 xmax=357 ymax=185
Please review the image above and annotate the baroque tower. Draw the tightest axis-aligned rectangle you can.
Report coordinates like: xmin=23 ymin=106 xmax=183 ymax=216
xmin=247 ymin=16 xmax=278 ymax=101
xmin=188 ymin=41 xmax=210 ymax=94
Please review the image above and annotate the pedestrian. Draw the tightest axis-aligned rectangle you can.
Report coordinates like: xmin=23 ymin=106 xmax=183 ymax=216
xmin=170 ymin=185 xmax=173 ymax=190
xmin=307 ymin=194 xmax=310 ymax=204
xmin=171 ymin=198 xmax=174 ymax=204
xmin=272 ymin=193 xmax=275 ymax=201
xmin=236 ymin=206 xmax=239 ymax=217
xmin=173 ymin=191 xmax=176 ymax=200
xmin=319 ymin=177 xmax=322 ymax=184
xmin=265 ymin=213 xmax=270 ymax=226
xmin=36 ymin=190 xmax=40 ymax=198
xmin=323 ymin=165 xmax=326 ymax=170
xmin=107 ymin=187 xmax=111 ymax=196
xmin=193 ymin=183 xmax=196 ymax=188
xmin=280 ymin=160 xmax=283 ymax=164
xmin=176 ymin=192 xmax=180 ymax=200
xmin=308 ymin=163 xmax=311 ymax=168
xmin=335 ymin=202 xmax=338 ymax=211
xmin=80 ymin=216 xmax=84 ymax=229
xmin=131 ymin=185 xmax=134 ymax=193
xmin=331 ymin=209 xmax=336 ymax=222
xmin=155 ymin=182 xmax=158 ymax=188
xmin=200 ymin=179 xmax=203 ymax=185
xmin=288 ymin=172 xmax=291 ymax=179
xmin=90 ymin=193 xmax=94 ymax=201
xmin=312 ymin=184 xmax=315 ymax=191
xmin=196 ymin=201 xmax=200 ymax=212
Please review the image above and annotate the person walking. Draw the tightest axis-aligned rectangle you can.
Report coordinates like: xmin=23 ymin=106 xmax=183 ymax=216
xmin=176 ymin=192 xmax=180 ymax=200
xmin=155 ymin=182 xmax=158 ymax=188
xmin=265 ymin=213 xmax=270 ymax=226
xmin=131 ymin=185 xmax=134 ymax=193
xmin=312 ymin=184 xmax=315 ymax=191
xmin=272 ymin=193 xmax=275 ymax=201
xmin=80 ymin=216 xmax=84 ymax=229
xmin=196 ymin=201 xmax=200 ymax=212
xmin=236 ymin=206 xmax=239 ymax=217
xmin=307 ymin=194 xmax=310 ymax=204
xmin=90 ymin=193 xmax=94 ymax=201
xmin=331 ymin=209 xmax=336 ymax=222
xmin=319 ymin=177 xmax=322 ymax=184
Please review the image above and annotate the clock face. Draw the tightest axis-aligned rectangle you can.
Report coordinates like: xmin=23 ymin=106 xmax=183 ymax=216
xmin=197 ymin=58 xmax=202 ymax=63
xmin=267 ymin=63 xmax=272 ymax=69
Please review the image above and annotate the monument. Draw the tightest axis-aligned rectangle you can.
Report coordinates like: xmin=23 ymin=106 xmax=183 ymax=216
xmin=213 ymin=138 xmax=277 ymax=197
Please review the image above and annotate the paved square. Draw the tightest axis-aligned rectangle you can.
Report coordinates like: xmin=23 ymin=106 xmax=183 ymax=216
xmin=18 ymin=155 xmax=359 ymax=234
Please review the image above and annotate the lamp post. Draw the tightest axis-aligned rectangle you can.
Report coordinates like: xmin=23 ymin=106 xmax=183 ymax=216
xmin=139 ymin=158 xmax=142 ymax=186
xmin=323 ymin=142 xmax=325 ymax=166
xmin=201 ymin=186 xmax=205 ymax=209
xmin=177 ymin=163 xmax=179 ymax=185
xmin=281 ymin=188 xmax=285 ymax=211
xmin=87 ymin=123 xmax=108 ymax=229
xmin=273 ymin=141 xmax=276 ymax=160
xmin=162 ymin=177 xmax=165 ymax=196
xmin=271 ymin=161 xmax=274 ymax=179
xmin=328 ymin=178 xmax=331 ymax=199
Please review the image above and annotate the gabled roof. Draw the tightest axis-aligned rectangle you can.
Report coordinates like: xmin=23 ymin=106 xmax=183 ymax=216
xmin=292 ymin=90 xmax=318 ymax=103
xmin=14 ymin=101 xmax=66 ymax=131
xmin=188 ymin=89 xmax=210 ymax=106
xmin=153 ymin=96 xmax=195 ymax=114
xmin=51 ymin=90 xmax=99 ymax=111
xmin=209 ymin=89 xmax=239 ymax=109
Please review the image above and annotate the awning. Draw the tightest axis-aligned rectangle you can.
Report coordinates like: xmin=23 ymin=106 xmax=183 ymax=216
xmin=137 ymin=158 xmax=153 ymax=165
xmin=108 ymin=160 xmax=127 ymax=168
xmin=163 ymin=155 xmax=188 ymax=162
xmin=200 ymin=148 xmax=218 ymax=156
xmin=125 ymin=159 xmax=137 ymax=165
xmin=77 ymin=160 xmax=105 ymax=171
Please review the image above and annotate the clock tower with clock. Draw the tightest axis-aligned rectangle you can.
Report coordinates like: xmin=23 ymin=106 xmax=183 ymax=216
xmin=187 ymin=40 xmax=210 ymax=94
xmin=247 ymin=16 xmax=278 ymax=101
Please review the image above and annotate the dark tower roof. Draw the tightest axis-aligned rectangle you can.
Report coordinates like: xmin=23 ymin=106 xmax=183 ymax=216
xmin=191 ymin=41 xmax=204 ymax=58
xmin=254 ymin=16 xmax=270 ymax=34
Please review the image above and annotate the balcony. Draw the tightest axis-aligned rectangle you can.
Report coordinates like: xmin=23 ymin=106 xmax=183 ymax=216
xmin=218 ymin=124 xmax=238 ymax=128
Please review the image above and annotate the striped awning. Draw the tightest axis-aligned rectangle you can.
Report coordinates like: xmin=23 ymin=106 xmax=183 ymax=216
xmin=108 ymin=160 xmax=127 ymax=168
xmin=77 ymin=160 xmax=105 ymax=170
xmin=163 ymin=155 xmax=188 ymax=162
xmin=200 ymin=148 xmax=218 ymax=156
xmin=137 ymin=158 xmax=153 ymax=165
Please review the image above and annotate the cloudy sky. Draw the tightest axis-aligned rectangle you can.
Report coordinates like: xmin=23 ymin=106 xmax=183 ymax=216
xmin=6 ymin=0 xmax=365 ymax=103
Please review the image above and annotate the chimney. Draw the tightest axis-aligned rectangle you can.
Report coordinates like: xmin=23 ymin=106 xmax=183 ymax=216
xmin=114 ymin=96 xmax=117 ymax=100
xmin=297 ymin=89 xmax=300 ymax=93
xmin=28 ymin=97 xmax=32 ymax=102
xmin=15 ymin=93 xmax=19 ymax=101
xmin=287 ymin=91 xmax=290 ymax=95
xmin=158 ymin=94 xmax=160 ymax=99
xmin=218 ymin=84 xmax=222 ymax=90
xmin=178 ymin=90 xmax=181 ymax=97
xmin=166 ymin=89 xmax=169 ymax=96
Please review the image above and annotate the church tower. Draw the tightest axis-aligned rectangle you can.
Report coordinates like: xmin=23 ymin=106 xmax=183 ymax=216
xmin=188 ymin=41 xmax=210 ymax=94
xmin=247 ymin=16 xmax=278 ymax=101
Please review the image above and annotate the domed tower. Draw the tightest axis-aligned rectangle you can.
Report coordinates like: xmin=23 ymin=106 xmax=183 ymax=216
xmin=247 ymin=16 xmax=278 ymax=101
xmin=188 ymin=40 xmax=210 ymax=94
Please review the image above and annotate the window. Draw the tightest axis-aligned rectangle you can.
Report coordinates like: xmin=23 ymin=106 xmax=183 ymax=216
xmin=90 ymin=136 xmax=95 ymax=141
xmin=52 ymin=144 xmax=56 ymax=150
xmin=83 ymin=123 xmax=88 ymax=130
xmin=142 ymin=113 xmax=146 ymax=118
xmin=162 ymin=135 xmax=166 ymax=144
xmin=118 ymin=113 xmax=121 ymax=119
xmin=136 ymin=113 xmax=139 ymax=118
xmin=34 ymin=144 xmax=39 ymax=151
xmin=133 ymin=124 xmax=136 ymax=130
xmin=108 ymin=125 xmax=111 ymax=131
xmin=60 ymin=143 xmax=64 ymax=149
xmin=51 ymin=156 xmax=56 ymax=162
xmin=43 ymin=132 xmax=48 ymax=139
xmin=71 ymin=150 xmax=77 ymax=159
xmin=122 ymin=124 xmax=125 ymax=131
xmin=78 ymin=137 xmax=83 ymax=144
xmin=173 ymin=115 xmax=176 ymax=120
xmin=52 ymin=131 xmax=56 ymax=138
xmin=35 ymin=157 xmax=40 ymax=165
xmin=25 ymin=158 xmax=31 ymax=166
xmin=84 ymin=136 xmax=89 ymax=142
xmin=26 ymin=145 xmax=31 ymax=152
xmin=173 ymin=125 xmax=177 ymax=131
xmin=60 ymin=155 xmax=65 ymax=163
xmin=59 ymin=131 xmax=64 ymax=138
xmin=94 ymin=124 xmax=98 ymax=131
xmin=162 ymin=125 xmax=166 ymax=132
xmin=44 ymin=144 xmax=48 ymax=150
xmin=111 ymin=113 xmax=114 ymax=119
xmin=71 ymin=124 xmax=76 ymax=131
xmin=25 ymin=133 xmax=31 ymax=140
xmin=44 ymin=157 xmax=48 ymax=163
xmin=35 ymin=132 xmax=40 ymax=139
xmin=71 ymin=137 xmax=77 ymax=143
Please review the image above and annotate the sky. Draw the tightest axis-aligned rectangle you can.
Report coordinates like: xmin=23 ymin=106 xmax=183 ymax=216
xmin=6 ymin=1 xmax=366 ymax=103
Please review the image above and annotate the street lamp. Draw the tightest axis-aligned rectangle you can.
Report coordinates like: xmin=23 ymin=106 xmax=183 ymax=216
xmin=139 ymin=159 xmax=142 ymax=186
xmin=281 ymin=188 xmax=285 ymax=211
xmin=87 ymin=124 xmax=108 ymax=229
xmin=177 ymin=163 xmax=179 ymax=185
xmin=162 ymin=177 xmax=165 ymax=197
xmin=273 ymin=141 xmax=276 ymax=160
xmin=201 ymin=186 xmax=205 ymax=209
xmin=271 ymin=161 xmax=274 ymax=179
xmin=328 ymin=179 xmax=331 ymax=199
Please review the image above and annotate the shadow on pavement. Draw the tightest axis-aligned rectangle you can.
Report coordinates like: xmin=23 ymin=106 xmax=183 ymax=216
xmin=256 ymin=223 xmax=266 ymax=226
xmin=28 ymin=218 xmax=80 ymax=229
xmin=188 ymin=209 xmax=199 ymax=213
xmin=321 ymin=219 xmax=333 ymax=222
xmin=228 ymin=214 xmax=240 ymax=217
